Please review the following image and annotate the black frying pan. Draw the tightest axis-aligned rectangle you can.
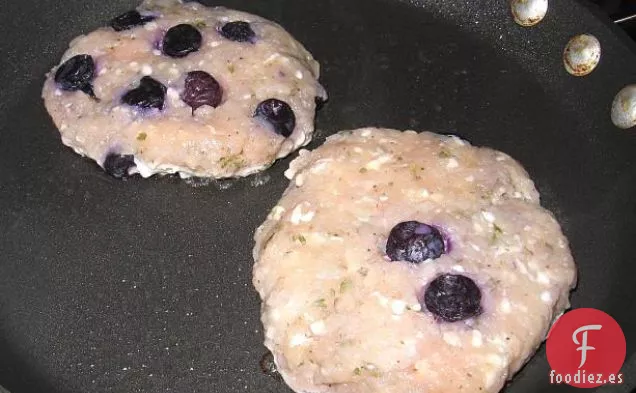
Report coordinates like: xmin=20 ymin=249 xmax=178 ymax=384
xmin=1 ymin=0 xmax=635 ymax=392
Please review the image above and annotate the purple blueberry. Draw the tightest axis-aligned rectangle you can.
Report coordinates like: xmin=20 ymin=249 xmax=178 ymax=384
xmin=54 ymin=54 xmax=97 ymax=99
xmin=103 ymin=153 xmax=136 ymax=179
xmin=259 ymin=351 xmax=282 ymax=382
xmin=181 ymin=71 xmax=223 ymax=112
xmin=423 ymin=274 xmax=482 ymax=322
xmin=219 ymin=21 xmax=255 ymax=42
xmin=162 ymin=24 xmax=202 ymax=58
xmin=121 ymin=76 xmax=166 ymax=110
xmin=386 ymin=221 xmax=445 ymax=264
xmin=254 ymin=99 xmax=296 ymax=137
xmin=110 ymin=10 xmax=156 ymax=31
xmin=315 ymin=96 xmax=326 ymax=111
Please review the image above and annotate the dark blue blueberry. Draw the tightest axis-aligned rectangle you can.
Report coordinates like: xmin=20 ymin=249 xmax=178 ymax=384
xmin=315 ymin=96 xmax=326 ymax=111
xmin=103 ymin=153 xmax=136 ymax=179
xmin=121 ymin=76 xmax=167 ymax=110
xmin=423 ymin=274 xmax=482 ymax=322
xmin=181 ymin=70 xmax=223 ymax=111
xmin=54 ymin=54 xmax=97 ymax=98
xmin=162 ymin=24 xmax=202 ymax=58
xmin=219 ymin=21 xmax=255 ymax=42
xmin=110 ymin=10 xmax=156 ymax=31
xmin=254 ymin=99 xmax=296 ymax=138
xmin=259 ymin=351 xmax=282 ymax=382
xmin=386 ymin=221 xmax=445 ymax=263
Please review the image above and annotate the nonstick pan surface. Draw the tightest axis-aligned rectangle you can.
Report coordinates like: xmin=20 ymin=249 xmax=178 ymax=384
xmin=1 ymin=0 xmax=635 ymax=392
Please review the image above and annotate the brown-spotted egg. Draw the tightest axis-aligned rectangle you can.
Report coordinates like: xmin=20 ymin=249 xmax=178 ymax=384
xmin=611 ymin=85 xmax=636 ymax=129
xmin=511 ymin=0 xmax=548 ymax=27
xmin=563 ymin=34 xmax=601 ymax=76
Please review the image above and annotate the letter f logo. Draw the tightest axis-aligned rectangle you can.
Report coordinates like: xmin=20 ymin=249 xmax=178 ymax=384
xmin=572 ymin=324 xmax=602 ymax=368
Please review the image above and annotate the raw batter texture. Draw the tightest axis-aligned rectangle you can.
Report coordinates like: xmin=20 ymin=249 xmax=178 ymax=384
xmin=253 ymin=128 xmax=576 ymax=393
xmin=42 ymin=0 xmax=326 ymax=179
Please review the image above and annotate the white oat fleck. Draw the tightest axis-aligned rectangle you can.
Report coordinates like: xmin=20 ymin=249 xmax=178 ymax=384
xmin=391 ymin=300 xmax=407 ymax=315
xmin=295 ymin=173 xmax=305 ymax=187
xmin=309 ymin=320 xmax=326 ymax=335
xmin=481 ymin=211 xmax=495 ymax=222
xmin=442 ymin=332 xmax=462 ymax=347
xmin=537 ymin=272 xmax=550 ymax=284
xmin=540 ymin=291 xmax=552 ymax=303
xmin=471 ymin=330 xmax=483 ymax=347
xmin=446 ymin=158 xmax=459 ymax=169
xmin=452 ymin=265 xmax=465 ymax=272
xmin=290 ymin=203 xmax=315 ymax=224
xmin=465 ymin=175 xmax=475 ymax=182
xmin=289 ymin=333 xmax=309 ymax=347
xmin=141 ymin=64 xmax=153 ymax=76
xmin=360 ymin=129 xmax=372 ymax=137
xmin=144 ymin=22 xmax=158 ymax=31
xmin=209 ymin=41 xmax=221 ymax=48
xmin=295 ymin=70 xmax=303 ymax=79
xmin=500 ymin=299 xmax=512 ymax=313
xmin=365 ymin=154 xmax=393 ymax=170
xmin=152 ymin=49 xmax=162 ymax=56
xmin=409 ymin=303 xmax=422 ymax=312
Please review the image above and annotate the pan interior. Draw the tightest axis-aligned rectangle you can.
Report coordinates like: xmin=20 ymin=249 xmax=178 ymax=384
xmin=0 ymin=0 xmax=635 ymax=392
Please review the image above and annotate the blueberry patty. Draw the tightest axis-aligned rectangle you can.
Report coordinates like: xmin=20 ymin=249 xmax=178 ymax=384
xmin=43 ymin=2 xmax=325 ymax=179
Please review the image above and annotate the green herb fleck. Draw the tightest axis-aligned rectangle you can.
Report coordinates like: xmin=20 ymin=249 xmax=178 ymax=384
xmin=227 ymin=63 xmax=236 ymax=73
xmin=136 ymin=132 xmax=147 ymax=141
xmin=357 ymin=267 xmax=369 ymax=277
xmin=218 ymin=152 xmax=245 ymax=170
xmin=359 ymin=167 xmax=368 ymax=174
xmin=193 ymin=19 xmax=207 ymax=28
xmin=313 ymin=298 xmax=327 ymax=308
xmin=339 ymin=279 xmax=353 ymax=293
xmin=292 ymin=234 xmax=307 ymax=245
xmin=491 ymin=223 xmax=504 ymax=243
xmin=353 ymin=367 xmax=362 ymax=376
xmin=438 ymin=148 xmax=452 ymax=158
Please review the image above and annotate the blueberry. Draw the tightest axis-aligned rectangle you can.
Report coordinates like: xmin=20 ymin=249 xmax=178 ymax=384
xmin=110 ymin=10 xmax=156 ymax=31
xmin=315 ymin=96 xmax=326 ymax=111
xmin=423 ymin=274 xmax=482 ymax=322
xmin=121 ymin=76 xmax=167 ymax=110
xmin=386 ymin=221 xmax=445 ymax=263
xmin=181 ymin=71 xmax=223 ymax=111
xmin=259 ymin=351 xmax=283 ymax=382
xmin=254 ymin=99 xmax=296 ymax=137
xmin=103 ymin=153 xmax=136 ymax=179
xmin=162 ymin=24 xmax=202 ymax=58
xmin=219 ymin=21 xmax=255 ymax=42
xmin=54 ymin=54 xmax=97 ymax=98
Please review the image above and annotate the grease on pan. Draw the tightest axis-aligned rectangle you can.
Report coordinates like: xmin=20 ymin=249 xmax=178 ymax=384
xmin=563 ymin=34 xmax=601 ymax=76
xmin=510 ymin=0 xmax=548 ymax=27
xmin=611 ymin=85 xmax=636 ymax=129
